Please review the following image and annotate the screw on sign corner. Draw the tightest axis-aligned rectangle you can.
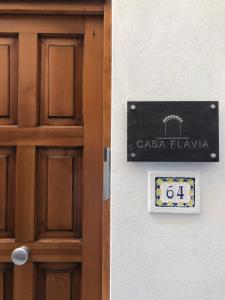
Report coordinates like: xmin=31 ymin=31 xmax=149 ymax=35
xmin=210 ymin=153 xmax=217 ymax=159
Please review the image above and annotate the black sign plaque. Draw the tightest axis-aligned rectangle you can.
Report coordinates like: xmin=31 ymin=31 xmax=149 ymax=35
xmin=127 ymin=101 xmax=219 ymax=162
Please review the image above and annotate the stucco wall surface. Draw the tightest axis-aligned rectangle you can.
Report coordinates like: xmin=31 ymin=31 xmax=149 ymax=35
xmin=111 ymin=1 xmax=225 ymax=299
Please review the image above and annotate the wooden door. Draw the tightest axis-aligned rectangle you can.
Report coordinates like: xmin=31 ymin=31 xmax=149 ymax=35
xmin=0 ymin=14 xmax=103 ymax=300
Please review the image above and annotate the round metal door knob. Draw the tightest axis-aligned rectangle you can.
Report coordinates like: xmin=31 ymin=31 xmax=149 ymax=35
xmin=11 ymin=246 xmax=29 ymax=266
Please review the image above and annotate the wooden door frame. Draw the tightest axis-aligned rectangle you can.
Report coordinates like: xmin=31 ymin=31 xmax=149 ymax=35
xmin=103 ymin=1 xmax=111 ymax=300
xmin=0 ymin=1 xmax=111 ymax=299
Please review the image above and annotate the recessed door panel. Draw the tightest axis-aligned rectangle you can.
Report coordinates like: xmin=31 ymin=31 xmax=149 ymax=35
xmin=36 ymin=263 xmax=81 ymax=300
xmin=0 ymin=44 xmax=10 ymax=116
xmin=0 ymin=263 xmax=13 ymax=300
xmin=40 ymin=37 xmax=83 ymax=126
xmin=0 ymin=148 xmax=15 ymax=238
xmin=0 ymin=37 xmax=18 ymax=125
xmin=37 ymin=148 xmax=82 ymax=239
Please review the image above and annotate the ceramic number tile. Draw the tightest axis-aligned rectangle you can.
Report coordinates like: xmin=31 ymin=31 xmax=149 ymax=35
xmin=148 ymin=171 xmax=200 ymax=214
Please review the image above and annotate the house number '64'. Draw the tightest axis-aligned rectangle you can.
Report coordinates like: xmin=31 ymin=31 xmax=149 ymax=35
xmin=149 ymin=173 xmax=198 ymax=213
xmin=166 ymin=185 xmax=184 ymax=200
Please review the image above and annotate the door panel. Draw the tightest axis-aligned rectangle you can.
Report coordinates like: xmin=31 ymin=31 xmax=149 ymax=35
xmin=40 ymin=37 xmax=83 ymax=126
xmin=0 ymin=14 xmax=103 ymax=300
xmin=0 ymin=37 xmax=18 ymax=125
xmin=37 ymin=148 xmax=82 ymax=239
xmin=0 ymin=147 xmax=16 ymax=238
xmin=0 ymin=263 xmax=13 ymax=300
xmin=36 ymin=263 xmax=81 ymax=300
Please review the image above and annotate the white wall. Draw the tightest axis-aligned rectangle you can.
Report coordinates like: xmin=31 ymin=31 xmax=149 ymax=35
xmin=111 ymin=1 xmax=225 ymax=299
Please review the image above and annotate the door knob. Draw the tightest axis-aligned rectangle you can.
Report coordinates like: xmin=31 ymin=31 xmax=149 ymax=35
xmin=11 ymin=246 xmax=29 ymax=265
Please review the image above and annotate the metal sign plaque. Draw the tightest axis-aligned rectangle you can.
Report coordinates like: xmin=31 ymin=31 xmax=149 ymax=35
xmin=127 ymin=101 xmax=219 ymax=162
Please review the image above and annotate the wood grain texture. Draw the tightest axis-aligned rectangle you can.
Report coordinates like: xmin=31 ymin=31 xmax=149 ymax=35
xmin=14 ymin=263 xmax=35 ymax=300
xmin=18 ymin=33 xmax=38 ymax=127
xmin=0 ymin=263 xmax=13 ymax=300
xmin=46 ymin=272 xmax=71 ymax=300
xmin=36 ymin=263 xmax=81 ymax=300
xmin=0 ymin=10 xmax=106 ymax=300
xmin=0 ymin=239 xmax=82 ymax=262
xmin=0 ymin=148 xmax=15 ymax=239
xmin=47 ymin=156 xmax=74 ymax=230
xmin=49 ymin=45 xmax=75 ymax=117
xmin=82 ymin=16 xmax=103 ymax=300
xmin=15 ymin=147 xmax=36 ymax=242
xmin=0 ymin=270 xmax=3 ymax=300
xmin=0 ymin=157 xmax=7 ymax=230
xmin=0 ymin=16 xmax=84 ymax=34
xmin=0 ymin=126 xmax=83 ymax=146
xmin=0 ymin=37 xmax=18 ymax=125
xmin=0 ymin=2 xmax=104 ymax=15
xmin=37 ymin=148 xmax=82 ymax=239
xmin=41 ymin=37 xmax=83 ymax=126
xmin=0 ymin=44 xmax=10 ymax=116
